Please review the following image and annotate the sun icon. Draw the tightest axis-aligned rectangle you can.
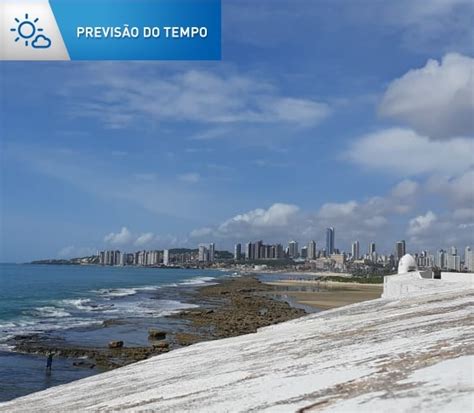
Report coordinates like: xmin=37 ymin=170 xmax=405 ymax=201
xmin=10 ymin=13 xmax=44 ymax=47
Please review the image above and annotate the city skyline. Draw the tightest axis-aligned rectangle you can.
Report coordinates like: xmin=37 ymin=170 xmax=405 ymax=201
xmin=1 ymin=0 xmax=473 ymax=262
xmin=94 ymin=236 xmax=474 ymax=273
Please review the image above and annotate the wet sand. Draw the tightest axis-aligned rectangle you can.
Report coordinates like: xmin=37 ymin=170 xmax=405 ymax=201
xmin=264 ymin=280 xmax=383 ymax=309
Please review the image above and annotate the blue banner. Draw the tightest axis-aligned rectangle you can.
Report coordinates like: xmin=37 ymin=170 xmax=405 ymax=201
xmin=48 ymin=0 xmax=221 ymax=60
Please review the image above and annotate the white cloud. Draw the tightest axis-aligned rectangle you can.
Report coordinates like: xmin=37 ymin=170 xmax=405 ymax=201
xmin=317 ymin=201 xmax=358 ymax=220
xmin=220 ymin=203 xmax=300 ymax=229
xmin=178 ymin=173 xmax=201 ymax=183
xmin=428 ymin=170 xmax=474 ymax=207
xmin=406 ymin=209 xmax=473 ymax=250
xmin=69 ymin=66 xmax=331 ymax=130
xmin=104 ymin=227 xmax=133 ymax=245
xmin=453 ymin=208 xmax=474 ymax=221
xmin=379 ymin=54 xmax=474 ymax=139
xmin=364 ymin=216 xmax=388 ymax=228
xmin=347 ymin=128 xmax=474 ymax=176
xmin=407 ymin=211 xmax=437 ymax=237
xmin=134 ymin=232 xmax=155 ymax=247
xmin=391 ymin=179 xmax=419 ymax=198
xmin=266 ymin=97 xmax=331 ymax=127
xmin=102 ymin=228 xmax=187 ymax=250
xmin=190 ymin=227 xmax=213 ymax=238
xmin=190 ymin=196 xmax=404 ymax=251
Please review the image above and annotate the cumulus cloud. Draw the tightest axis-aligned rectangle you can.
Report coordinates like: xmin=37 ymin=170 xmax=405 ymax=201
xmin=317 ymin=201 xmax=358 ymax=220
xmin=190 ymin=227 xmax=213 ymax=238
xmin=104 ymin=227 xmax=133 ymax=245
xmin=191 ymin=203 xmax=301 ymax=241
xmin=391 ymin=179 xmax=419 ymax=198
xmin=103 ymin=227 xmax=186 ymax=249
xmin=407 ymin=211 xmax=437 ymax=236
xmin=190 ymin=191 xmax=411 ymax=251
xmin=379 ymin=54 xmax=474 ymax=139
xmin=134 ymin=232 xmax=155 ymax=247
xmin=406 ymin=209 xmax=473 ymax=250
xmin=347 ymin=128 xmax=474 ymax=176
xmin=221 ymin=203 xmax=300 ymax=228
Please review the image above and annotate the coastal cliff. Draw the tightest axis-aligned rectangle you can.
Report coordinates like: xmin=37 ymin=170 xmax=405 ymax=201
xmin=1 ymin=282 xmax=472 ymax=412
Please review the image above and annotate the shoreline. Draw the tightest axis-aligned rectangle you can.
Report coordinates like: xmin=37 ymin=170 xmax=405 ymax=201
xmin=7 ymin=276 xmax=306 ymax=372
xmin=3 ymin=274 xmax=383 ymax=402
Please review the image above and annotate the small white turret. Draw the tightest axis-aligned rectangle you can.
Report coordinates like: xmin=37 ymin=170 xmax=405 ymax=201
xmin=398 ymin=254 xmax=418 ymax=274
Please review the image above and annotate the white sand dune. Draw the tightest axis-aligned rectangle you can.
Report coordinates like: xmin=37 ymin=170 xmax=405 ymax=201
xmin=1 ymin=284 xmax=472 ymax=412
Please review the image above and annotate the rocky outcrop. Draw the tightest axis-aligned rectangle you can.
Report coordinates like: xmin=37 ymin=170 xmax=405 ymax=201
xmin=148 ymin=329 xmax=167 ymax=340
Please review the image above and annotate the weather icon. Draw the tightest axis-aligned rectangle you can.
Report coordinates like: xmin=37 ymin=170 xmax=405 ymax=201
xmin=10 ymin=13 xmax=52 ymax=49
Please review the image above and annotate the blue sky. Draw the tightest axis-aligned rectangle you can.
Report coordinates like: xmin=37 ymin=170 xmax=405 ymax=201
xmin=1 ymin=0 xmax=473 ymax=262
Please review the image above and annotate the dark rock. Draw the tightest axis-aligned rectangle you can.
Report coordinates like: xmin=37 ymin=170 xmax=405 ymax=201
xmin=152 ymin=341 xmax=169 ymax=350
xmin=148 ymin=329 xmax=166 ymax=340
xmin=108 ymin=340 xmax=124 ymax=349
xmin=73 ymin=360 xmax=96 ymax=369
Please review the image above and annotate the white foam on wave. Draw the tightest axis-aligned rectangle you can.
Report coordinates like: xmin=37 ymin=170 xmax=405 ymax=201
xmin=33 ymin=306 xmax=71 ymax=318
xmin=93 ymin=288 xmax=138 ymax=298
xmin=108 ymin=299 xmax=199 ymax=318
xmin=135 ymin=285 xmax=162 ymax=291
xmin=0 ymin=317 xmax=102 ymax=351
xmin=61 ymin=298 xmax=114 ymax=313
xmin=179 ymin=276 xmax=216 ymax=286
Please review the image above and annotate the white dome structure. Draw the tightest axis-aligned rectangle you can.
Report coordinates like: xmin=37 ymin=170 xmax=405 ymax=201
xmin=398 ymin=254 xmax=418 ymax=274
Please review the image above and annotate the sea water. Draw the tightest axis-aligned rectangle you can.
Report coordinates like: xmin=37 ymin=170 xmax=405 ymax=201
xmin=0 ymin=264 xmax=225 ymax=401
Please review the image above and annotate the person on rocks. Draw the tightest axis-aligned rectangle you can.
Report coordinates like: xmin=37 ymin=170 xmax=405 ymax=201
xmin=46 ymin=352 xmax=54 ymax=373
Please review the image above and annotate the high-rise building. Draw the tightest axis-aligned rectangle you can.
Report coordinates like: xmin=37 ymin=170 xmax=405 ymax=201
xmin=288 ymin=240 xmax=299 ymax=258
xmin=446 ymin=253 xmax=461 ymax=271
xmin=163 ymin=249 xmax=170 ymax=266
xmin=275 ymin=244 xmax=284 ymax=259
xmin=369 ymin=242 xmax=376 ymax=254
xmin=254 ymin=240 xmax=263 ymax=260
xmin=234 ymin=243 xmax=242 ymax=261
xmin=326 ymin=227 xmax=335 ymax=256
xmin=209 ymin=243 xmax=215 ymax=262
xmin=300 ymin=246 xmax=308 ymax=259
xmin=308 ymin=240 xmax=317 ymax=260
xmin=245 ymin=242 xmax=253 ymax=260
xmin=119 ymin=252 xmax=126 ymax=266
xmin=396 ymin=240 xmax=406 ymax=260
xmin=436 ymin=249 xmax=446 ymax=269
xmin=351 ymin=241 xmax=360 ymax=260
xmin=465 ymin=246 xmax=474 ymax=272
xmin=198 ymin=245 xmax=208 ymax=262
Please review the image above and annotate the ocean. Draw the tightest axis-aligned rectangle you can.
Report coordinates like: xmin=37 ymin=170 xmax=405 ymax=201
xmin=0 ymin=264 xmax=228 ymax=401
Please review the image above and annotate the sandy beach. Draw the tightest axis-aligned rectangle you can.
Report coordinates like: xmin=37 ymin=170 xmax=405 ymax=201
xmin=264 ymin=279 xmax=383 ymax=309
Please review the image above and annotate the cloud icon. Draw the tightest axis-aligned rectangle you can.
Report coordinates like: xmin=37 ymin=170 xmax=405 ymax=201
xmin=32 ymin=34 xmax=51 ymax=49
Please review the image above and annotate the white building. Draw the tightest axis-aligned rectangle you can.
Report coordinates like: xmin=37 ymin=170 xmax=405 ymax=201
xmin=308 ymin=240 xmax=317 ymax=260
xmin=464 ymin=246 xmax=473 ymax=272
xmin=288 ymin=241 xmax=299 ymax=258
xmin=163 ymin=249 xmax=170 ymax=266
